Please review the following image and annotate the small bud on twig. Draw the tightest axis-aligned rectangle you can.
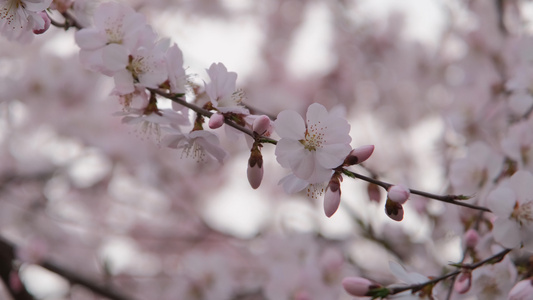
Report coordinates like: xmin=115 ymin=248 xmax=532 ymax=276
xmin=324 ymin=175 xmax=342 ymax=218
xmin=33 ymin=11 xmax=51 ymax=35
xmin=247 ymin=144 xmax=263 ymax=189
xmin=344 ymin=145 xmax=374 ymax=166
xmin=208 ymin=113 xmax=225 ymax=129
xmin=342 ymin=277 xmax=380 ymax=297
xmin=252 ymin=115 xmax=272 ymax=135
xmin=387 ymin=184 xmax=410 ymax=204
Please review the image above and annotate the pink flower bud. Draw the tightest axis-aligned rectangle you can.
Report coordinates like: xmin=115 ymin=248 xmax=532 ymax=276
xmin=252 ymin=115 xmax=272 ymax=135
xmin=247 ymin=146 xmax=263 ymax=189
xmin=387 ymin=185 xmax=410 ymax=204
xmin=342 ymin=277 xmax=374 ymax=297
xmin=464 ymin=229 xmax=480 ymax=249
xmin=324 ymin=184 xmax=341 ymax=218
xmin=508 ymin=278 xmax=533 ymax=300
xmin=247 ymin=163 xmax=263 ymax=189
xmin=33 ymin=11 xmax=51 ymax=35
xmin=385 ymin=199 xmax=404 ymax=221
xmin=324 ymin=175 xmax=342 ymax=217
xmin=344 ymin=145 xmax=375 ymax=165
xmin=208 ymin=113 xmax=224 ymax=129
xmin=454 ymin=271 xmax=471 ymax=294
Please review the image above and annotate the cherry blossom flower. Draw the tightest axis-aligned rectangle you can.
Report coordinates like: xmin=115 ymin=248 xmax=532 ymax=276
xmin=501 ymin=118 xmax=533 ymax=171
xmin=468 ymin=253 xmax=517 ymax=300
xmin=117 ymin=108 xmax=189 ymax=143
xmin=274 ymin=103 xmax=351 ymax=185
xmin=487 ymin=170 xmax=533 ymax=251
xmin=204 ymin=62 xmax=249 ymax=114
xmin=508 ymin=278 xmax=533 ymax=300
xmin=0 ymin=0 xmax=52 ymax=41
xmin=103 ymin=37 xmax=169 ymax=95
xmin=449 ymin=141 xmax=503 ymax=196
xmin=74 ymin=1 xmax=150 ymax=75
xmin=165 ymin=44 xmax=188 ymax=95
xmin=162 ymin=128 xmax=227 ymax=163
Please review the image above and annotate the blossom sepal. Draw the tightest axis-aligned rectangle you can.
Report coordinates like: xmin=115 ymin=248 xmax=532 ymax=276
xmin=385 ymin=199 xmax=404 ymax=221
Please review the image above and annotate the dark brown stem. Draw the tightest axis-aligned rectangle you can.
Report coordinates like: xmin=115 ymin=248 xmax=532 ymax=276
xmin=0 ymin=237 xmax=134 ymax=300
xmin=150 ymin=89 xmax=278 ymax=144
xmin=388 ymin=248 xmax=512 ymax=295
xmin=341 ymin=169 xmax=492 ymax=213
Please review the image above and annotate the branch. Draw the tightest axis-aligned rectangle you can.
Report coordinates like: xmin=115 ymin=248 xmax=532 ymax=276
xmin=341 ymin=169 xmax=492 ymax=213
xmin=0 ymin=237 xmax=134 ymax=300
xmin=150 ymin=88 xmax=278 ymax=145
xmin=387 ymin=248 xmax=512 ymax=296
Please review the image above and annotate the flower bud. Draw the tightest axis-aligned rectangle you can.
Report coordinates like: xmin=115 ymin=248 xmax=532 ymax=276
xmin=252 ymin=115 xmax=272 ymax=135
xmin=464 ymin=229 xmax=480 ymax=249
xmin=208 ymin=113 xmax=225 ymax=129
xmin=342 ymin=277 xmax=374 ymax=297
xmin=385 ymin=199 xmax=404 ymax=221
xmin=324 ymin=174 xmax=342 ymax=217
xmin=33 ymin=11 xmax=51 ymax=35
xmin=247 ymin=145 xmax=263 ymax=189
xmin=324 ymin=184 xmax=341 ymax=218
xmin=344 ymin=145 xmax=375 ymax=165
xmin=454 ymin=270 xmax=471 ymax=294
xmin=387 ymin=185 xmax=410 ymax=204
xmin=508 ymin=278 xmax=533 ymax=300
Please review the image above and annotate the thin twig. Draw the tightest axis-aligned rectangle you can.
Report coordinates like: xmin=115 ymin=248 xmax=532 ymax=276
xmin=0 ymin=237 xmax=134 ymax=300
xmin=341 ymin=169 xmax=492 ymax=213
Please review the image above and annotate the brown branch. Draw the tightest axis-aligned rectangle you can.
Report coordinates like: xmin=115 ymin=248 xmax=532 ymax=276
xmin=0 ymin=237 xmax=134 ymax=300
xmin=341 ymin=169 xmax=492 ymax=213
xmin=387 ymin=248 xmax=512 ymax=295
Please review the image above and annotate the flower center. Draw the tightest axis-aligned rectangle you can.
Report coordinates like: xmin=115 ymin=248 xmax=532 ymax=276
xmin=511 ymin=201 xmax=533 ymax=226
xmin=181 ymin=140 xmax=206 ymax=162
xmin=104 ymin=17 xmax=124 ymax=44
xmin=300 ymin=122 xmax=325 ymax=152
xmin=1 ymin=0 xmax=24 ymax=28
xmin=127 ymin=55 xmax=150 ymax=81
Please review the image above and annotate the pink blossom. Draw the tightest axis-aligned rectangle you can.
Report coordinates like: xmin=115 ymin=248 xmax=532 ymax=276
xmin=205 ymin=62 xmax=249 ymax=114
xmin=0 ymin=0 xmax=52 ymax=41
xmin=508 ymin=278 xmax=533 ymax=300
xmin=32 ymin=11 xmax=50 ymax=35
xmin=487 ymin=171 xmax=533 ymax=251
xmin=274 ymin=103 xmax=351 ymax=185
xmin=74 ymin=2 xmax=150 ymax=75
xmin=165 ymin=44 xmax=188 ymax=94
xmin=162 ymin=128 xmax=227 ymax=163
